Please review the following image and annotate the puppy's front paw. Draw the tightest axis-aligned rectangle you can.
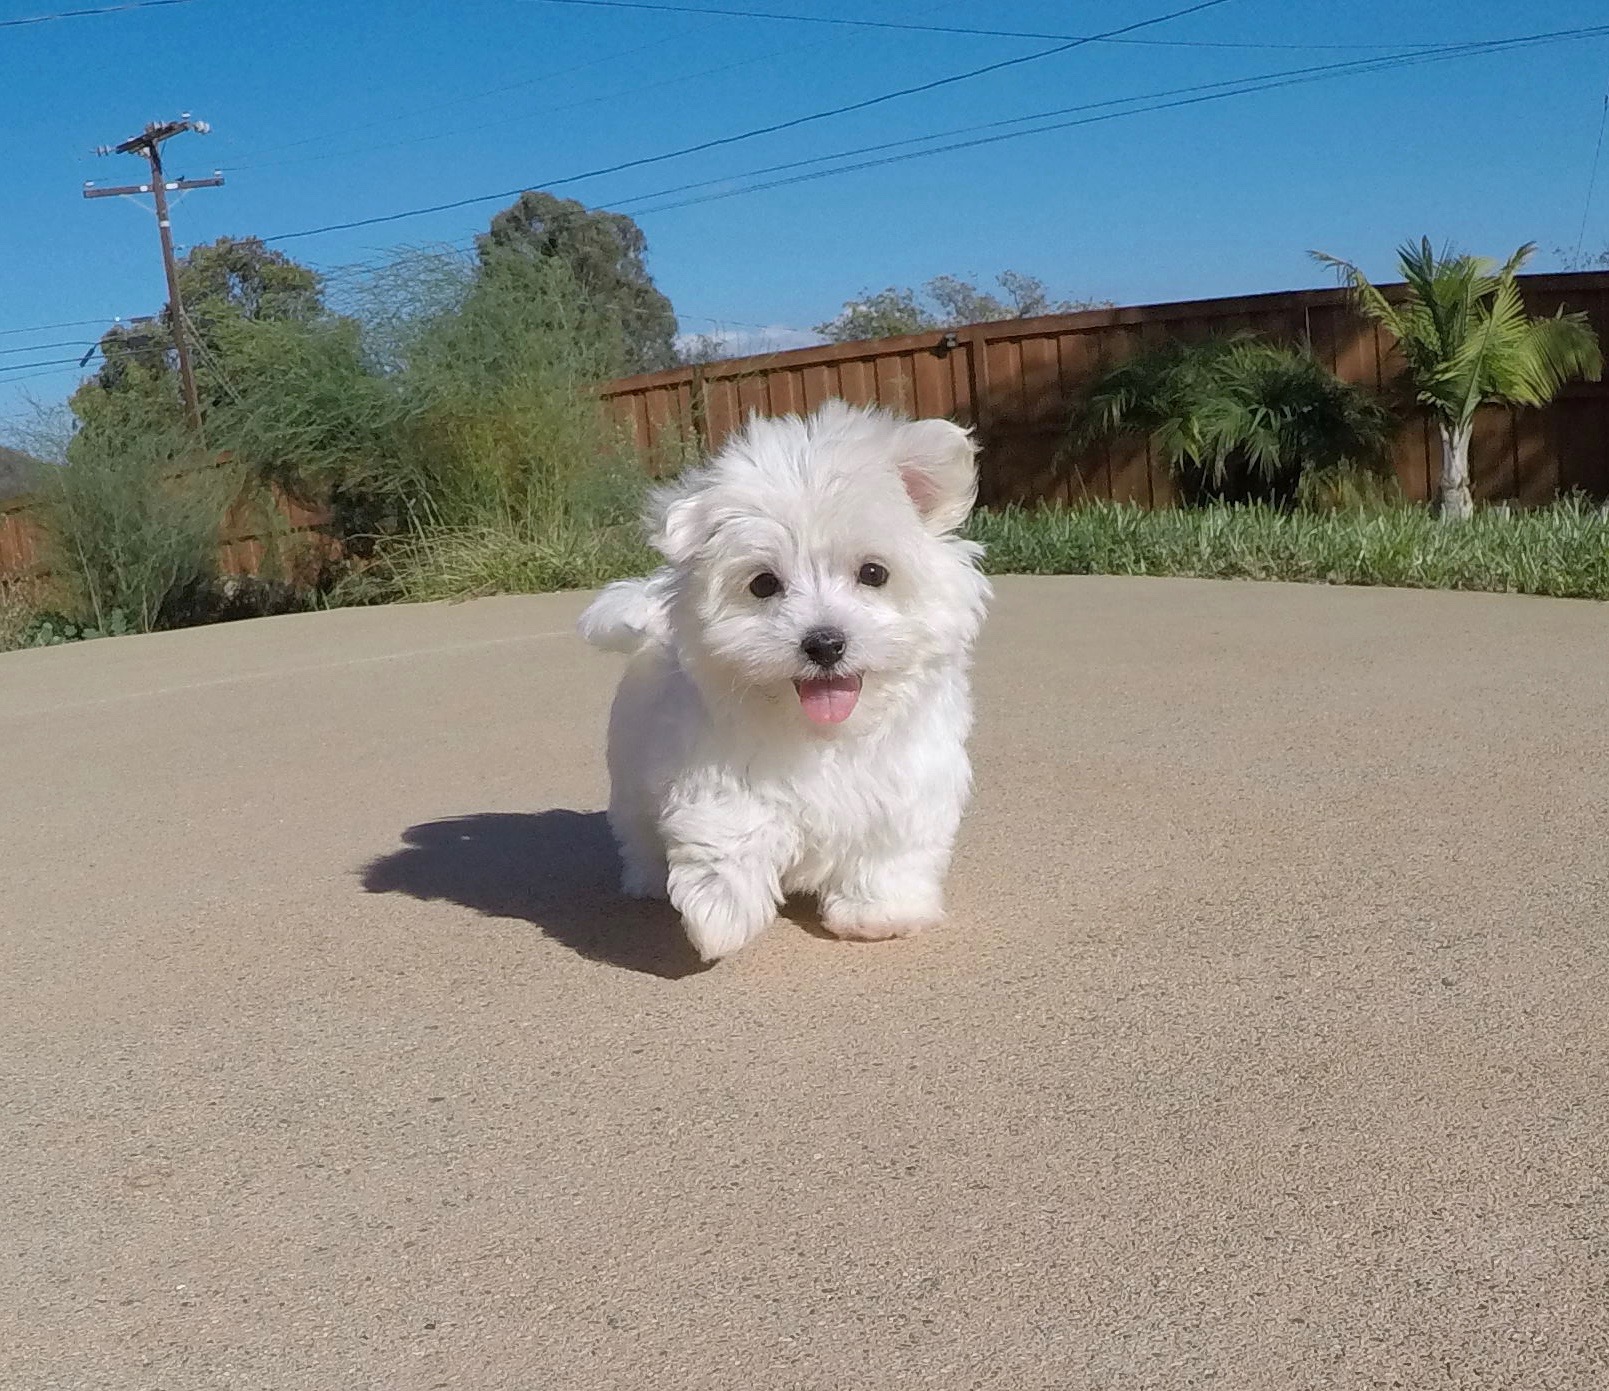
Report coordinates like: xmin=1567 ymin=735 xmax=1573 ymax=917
xmin=670 ymin=867 xmax=776 ymax=962
xmin=619 ymin=859 xmax=669 ymax=900
xmin=820 ymin=899 xmax=942 ymax=943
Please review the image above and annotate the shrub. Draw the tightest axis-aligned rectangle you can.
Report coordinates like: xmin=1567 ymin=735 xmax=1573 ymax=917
xmin=0 ymin=576 xmax=51 ymax=651
xmin=321 ymin=246 xmax=648 ymax=598
xmin=12 ymin=607 xmax=133 ymax=647
xmin=382 ymin=246 xmax=631 ymax=525
xmin=1064 ymin=336 xmax=1396 ymax=505
xmin=187 ymin=242 xmax=646 ymax=598
xmin=35 ymin=402 xmax=234 ymax=633
xmin=1295 ymin=462 xmax=1405 ymax=515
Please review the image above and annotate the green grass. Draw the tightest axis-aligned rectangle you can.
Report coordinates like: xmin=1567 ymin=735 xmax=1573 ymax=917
xmin=968 ymin=498 xmax=1609 ymax=600
xmin=330 ymin=497 xmax=1609 ymax=605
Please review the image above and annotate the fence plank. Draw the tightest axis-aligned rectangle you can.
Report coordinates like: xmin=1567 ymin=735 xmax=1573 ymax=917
xmin=767 ymin=367 xmax=803 ymax=417
xmin=873 ymin=351 xmax=915 ymax=416
xmin=1468 ymin=406 xmax=1516 ymax=503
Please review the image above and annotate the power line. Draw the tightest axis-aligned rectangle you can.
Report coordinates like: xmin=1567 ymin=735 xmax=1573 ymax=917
xmin=608 ymin=46 xmax=1472 ymax=214
xmin=304 ymin=27 xmax=1601 ymax=233
xmin=520 ymin=0 xmax=1460 ymax=54
xmin=264 ymin=0 xmax=1236 ymax=243
xmin=619 ymin=26 xmax=1609 ymax=217
xmin=232 ymin=29 xmax=835 ymax=173
xmin=0 ymin=339 xmax=93 ymax=357
xmin=1574 ymin=94 xmax=1609 ymax=262
xmin=278 ymin=20 xmax=1609 ymax=279
xmin=0 ymin=316 xmax=133 ymax=338
xmin=232 ymin=32 xmax=694 ymax=164
xmin=0 ymin=337 xmax=171 ymax=377
xmin=0 ymin=0 xmax=195 ymax=30
xmin=678 ymin=311 xmax=813 ymax=333
xmin=0 ymin=355 xmax=92 ymax=374
xmin=0 ymin=362 xmax=94 ymax=386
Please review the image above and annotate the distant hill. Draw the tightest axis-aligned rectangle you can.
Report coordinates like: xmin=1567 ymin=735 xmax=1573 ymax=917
xmin=0 ymin=445 xmax=40 ymax=502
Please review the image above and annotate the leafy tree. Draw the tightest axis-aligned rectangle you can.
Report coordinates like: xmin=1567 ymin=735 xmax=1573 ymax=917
xmin=0 ymin=444 xmax=40 ymax=501
xmin=815 ymin=271 xmax=1109 ymax=343
xmin=1064 ymin=335 xmax=1395 ymax=505
xmin=1312 ymin=239 xmax=1603 ymax=521
xmin=477 ymin=191 xmax=678 ymax=374
xmin=181 ymin=235 xmax=323 ymax=325
xmin=1556 ymin=244 xmax=1609 ymax=272
xmin=675 ymin=332 xmax=731 ymax=367
xmin=815 ymin=286 xmax=934 ymax=341
xmin=71 ymin=236 xmax=330 ymax=426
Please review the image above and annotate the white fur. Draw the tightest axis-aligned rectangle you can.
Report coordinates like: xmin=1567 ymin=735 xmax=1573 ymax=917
xmin=578 ymin=400 xmax=991 ymax=962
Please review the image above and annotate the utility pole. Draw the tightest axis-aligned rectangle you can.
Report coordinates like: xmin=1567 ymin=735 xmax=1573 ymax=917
xmin=84 ymin=116 xmax=222 ymax=435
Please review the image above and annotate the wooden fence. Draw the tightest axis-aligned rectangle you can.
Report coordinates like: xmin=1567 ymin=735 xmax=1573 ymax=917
xmin=6 ymin=274 xmax=1608 ymax=586
xmin=601 ymin=274 xmax=1609 ymax=508
xmin=0 ymin=497 xmax=45 ymax=579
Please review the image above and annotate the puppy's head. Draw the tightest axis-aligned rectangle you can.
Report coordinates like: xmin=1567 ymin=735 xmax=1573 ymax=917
xmin=650 ymin=400 xmax=990 ymax=731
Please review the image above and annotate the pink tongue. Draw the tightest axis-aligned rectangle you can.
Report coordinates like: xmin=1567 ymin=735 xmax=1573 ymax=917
xmin=796 ymin=675 xmax=862 ymax=725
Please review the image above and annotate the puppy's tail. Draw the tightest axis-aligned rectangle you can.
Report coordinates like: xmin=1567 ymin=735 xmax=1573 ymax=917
xmin=577 ymin=574 xmax=671 ymax=655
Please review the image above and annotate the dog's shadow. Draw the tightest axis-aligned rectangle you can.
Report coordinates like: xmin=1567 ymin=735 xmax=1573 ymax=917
xmin=360 ymin=811 xmax=708 ymax=979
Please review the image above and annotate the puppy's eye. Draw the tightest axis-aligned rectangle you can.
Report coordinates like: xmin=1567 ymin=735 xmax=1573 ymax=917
xmin=749 ymin=571 xmax=783 ymax=599
xmin=857 ymin=561 xmax=889 ymax=588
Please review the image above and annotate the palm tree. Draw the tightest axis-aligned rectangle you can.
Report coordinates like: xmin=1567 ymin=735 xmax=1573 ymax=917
xmin=1311 ymin=239 xmax=1603 ymax=521
xmin=1064 ymin=335 xmax=1394 ymax=506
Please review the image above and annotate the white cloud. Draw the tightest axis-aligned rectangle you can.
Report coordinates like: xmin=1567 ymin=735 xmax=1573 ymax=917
xmin=674 ymin=322 xmax=825 ymax=362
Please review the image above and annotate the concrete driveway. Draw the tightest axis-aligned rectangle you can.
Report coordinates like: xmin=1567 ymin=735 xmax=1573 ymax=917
xmin=4 ymin=576 xmax=1607 ymax=1390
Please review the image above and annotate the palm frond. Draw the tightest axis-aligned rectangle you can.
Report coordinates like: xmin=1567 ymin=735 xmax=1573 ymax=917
xmin=1310 ymin=249 xmax=1408 ymax=340
xmin=1445 ymin=273 xmax=1525 ymax=424
xmin=1494 ymin=309 xmax=1606 ymax=406
xmin=1495 ymin=241 xmax=1539 ymax=280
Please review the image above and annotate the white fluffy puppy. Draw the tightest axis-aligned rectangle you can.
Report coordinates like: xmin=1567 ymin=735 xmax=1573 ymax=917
xmin=578 ymin=399 xmax=990 ymax=962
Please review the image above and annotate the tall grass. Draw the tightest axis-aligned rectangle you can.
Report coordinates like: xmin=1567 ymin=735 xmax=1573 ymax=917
xmin=383 ymin=249 xmax=631 ymax=523
xmin=204 ymin=314 xmax=398 ymax=505
xmin=344 ymin=523 xmax=653 ymax=603
xmin=0 ymin=576 xmax=50 ymax=651
xmin=201 ymin=244 xmax=650 ymax=603
xmin=33 ymin=401 xmax=235 ymax=632
xmin=969 ymin=497 xmax=1609 ymax=600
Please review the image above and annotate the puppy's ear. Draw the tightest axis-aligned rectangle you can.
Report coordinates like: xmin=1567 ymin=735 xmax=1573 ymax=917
xmin=647 ymin=472 xmax=709 ymax=563
xmin=896 ymin=418 xmax=978 ymax=535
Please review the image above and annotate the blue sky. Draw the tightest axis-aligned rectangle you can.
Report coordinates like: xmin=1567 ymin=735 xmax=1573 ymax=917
xmin=3 ymin=0 xmax=1609 ymax=430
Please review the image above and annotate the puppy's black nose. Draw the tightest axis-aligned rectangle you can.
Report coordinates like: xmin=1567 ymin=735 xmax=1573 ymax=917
xmin=800 ymin=626 xmax=848 ymax=668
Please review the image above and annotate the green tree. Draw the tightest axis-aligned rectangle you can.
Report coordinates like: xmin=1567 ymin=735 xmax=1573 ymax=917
xmin=71 ymin=236 xmax=329 ymax=426
xmin=1312 ymin=239 xmax=1603 ymax=521
xmin=1064 ymin=335 xmax=1395 ymax=505
xmin=815 ymin=271 xmax=1109 ymax=343
xmin=1556 ymin=243 xmax=1609 ymax=272
xmin=815 ymin=286 xmax=935 ymax=341
xmin=181 ymin=235 xmax=323 ymax=325
xmin=477 ymin=191 xmax=678 ymax=374
xmin=0 ymin=444 xmax=40 ymax=501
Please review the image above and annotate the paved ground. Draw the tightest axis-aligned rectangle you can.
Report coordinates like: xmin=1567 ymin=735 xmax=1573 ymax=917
xmin=4 ymin=576 xmax=1608 ymax=1390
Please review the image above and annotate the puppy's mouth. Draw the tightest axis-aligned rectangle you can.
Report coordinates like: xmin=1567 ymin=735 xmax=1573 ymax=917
xmin=793 ymin=673 xmax=862 ymax=726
